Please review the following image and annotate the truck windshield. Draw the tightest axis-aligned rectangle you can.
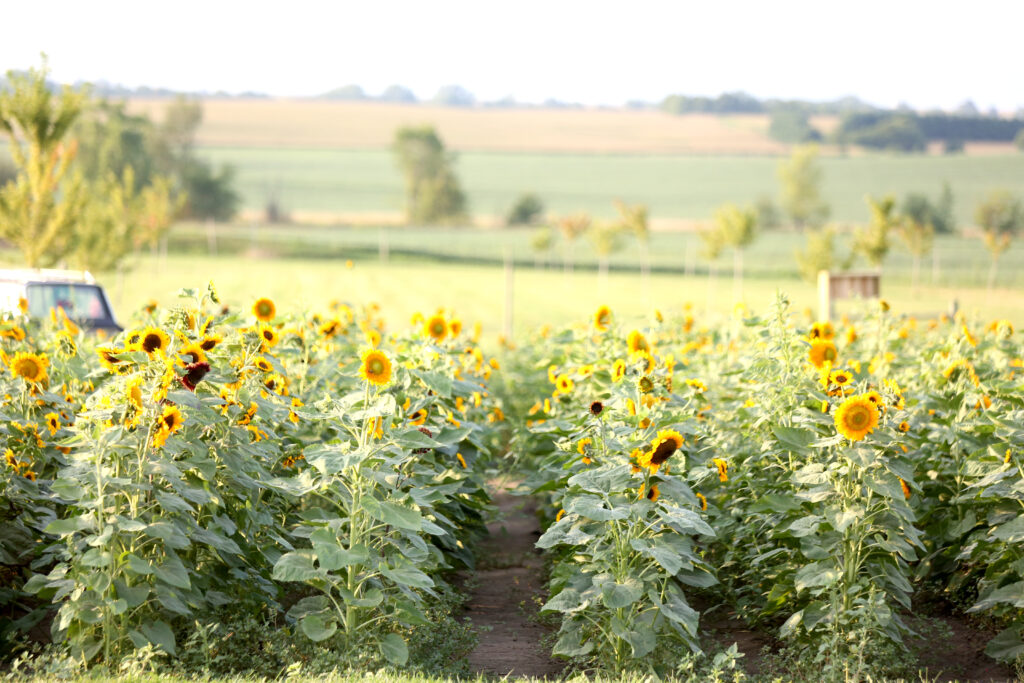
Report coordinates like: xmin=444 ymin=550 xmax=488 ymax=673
xmin=26 ymin=283 xmax=111 ymax=322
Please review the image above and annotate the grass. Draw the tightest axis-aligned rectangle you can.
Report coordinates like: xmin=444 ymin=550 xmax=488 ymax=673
xmin=197 ymin=145 xmax=1024 ymax=225
xmin=170 ymin=222 xmax=1024 ymax=289
xmin=19 ymin=252 xmax=1020 ymax=342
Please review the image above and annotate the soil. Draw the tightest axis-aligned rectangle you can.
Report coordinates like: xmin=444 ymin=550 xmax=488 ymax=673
xmin=462 ymin=483 xmax=564 ymax=679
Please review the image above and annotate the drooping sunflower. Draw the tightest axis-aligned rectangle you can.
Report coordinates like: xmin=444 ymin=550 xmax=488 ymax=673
xmin=136 ymin=327 xmax=170 ymax=356
xmin=639 ymin=429 xmax=684 ymax=472
xmin=126 ymin=377 xmax=144 ymax=410
xmin=593 ymin=305 xmax=612 ymax=331
xmin=177 ymin=342 xmax=207 ymax=365
xmin=319 ymin=319 xmax=343 ymax=338
xmin=153 ymin=405 xmax=184 ymax=448
xmin=712 ymin=458 xmax=729 ymax=482
xmin=424 ymin=314 xmax=448 ymax=341
xmin=637 ymin=376 xmax=655 ymax=394
xmin=627 ymin=330 xmax=650 ymax=356
xmin=252 ymin=298 xmax=276 ymax=322
xmin=833 ymin=394 xmax=879 ymax=441
xmin=695 ymin=492 xmax=708 ymax=511
xmin=611 ymin=359 xmax=626 ymax=382
xmin=359 ymin=349 xmax=392 ymax=386
xmin=639 ymin=483 xmax=660 ymax=502
xmin=450 ymin=319 xmax=463 ymax=337
xmin=808 ymin=340 xmax=839 ymax=369
xmin=8 ymin=352 xmax=48 ymax=383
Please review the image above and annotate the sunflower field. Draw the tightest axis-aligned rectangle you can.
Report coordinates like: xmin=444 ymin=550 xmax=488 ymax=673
xmin=0 ymin=284 xmax=1022 ymax=680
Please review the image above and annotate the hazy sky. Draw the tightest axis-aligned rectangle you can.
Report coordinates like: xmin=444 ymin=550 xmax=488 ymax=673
xmin=4 ymin=1 xmax=1022 ymax=110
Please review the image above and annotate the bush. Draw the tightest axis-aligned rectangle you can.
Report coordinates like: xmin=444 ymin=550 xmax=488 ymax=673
xmin=506 ymin=193 xmax=545 ymax=226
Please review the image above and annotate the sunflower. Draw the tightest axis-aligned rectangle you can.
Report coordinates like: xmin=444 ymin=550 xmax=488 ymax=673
xmin=863 ymin=390 xmax=886 ymax=413
xmin=808 ymin=321 xmax=836 ymax=340
xmin=695 ymin=492 xmax=708 ymax=511
xmin=636 ymin=351 xmax=656 ymax=374
xmin=829 ymin=368 xmax=853 ymax=387
xmin=252 ymin=298 xmax=276 ymax=322
xmin=424 ymin=314 xmax=448 ymax=341
xmin=319 ymin=319 xmax=343 ymax=338
xmin=360 ymin=349 xmax=392 ymax=386
xmin=808 ymin=340 xmax=839 ymax=369
xmin=56 ymin=330 xmax=77 ymax=356
xmin=17 ymin=297 xmax=28 ymax=314
xmin=639 ymin=483 xmax=660 ymax=502
xmin=409 ymin=409 xmax=428 ymax=426
xmin=153 ymin=405 xmax=184 ymax=448
xmin=611 ymin=359 xmax=626 ymax=382
xmin=177 ymin=343 xmax=207 ymax=365
xmin=257 ymin=324 xmax=279 ymax=349
xmin=456 ymin=453 xmax=468 ymax=468
xmin=9 ymin=352 xmax=48 ymax=383
xmin=589 ymin=400 xmax=603 ymax=416
xmin=686 ymin=378 xmax=707 ymax=393
xmin=899 ymin=421 xmax=910 ymax=432
xmin=627 ymin=330 xmax=650 ymax=356
xmin=899 ymin=478 xmax=911 ymax=500
xmin=450 ymin=319 xmax=463 ymax=337
xmin=554 ymin=374 xmax=574 ymax=395
xmin=135 ymin=327 xmax=170 ymax=356
xmin=126 ymin=376 xmax=144 ymax=409
xmin=254 ymin=356 xmax=274 ymax=373
xmin=639 ymin=429 xmax=684 ymax=472
xmin=593 ymin=305 xmax=612 ymax=331
xmin=712 ymin=458 xmax=729 ymax=482
xmin=576 ymin=437 xmax=592 ymax=456
xmin=199 ymin=334 xmax=223 ymax=352
xmin=44 ymin=412 xmax=60 ymax=435
xmin=833 ymin=394 xmax=879 ymax=441
xmin=637 ymin=376 xmax=654 ymax=394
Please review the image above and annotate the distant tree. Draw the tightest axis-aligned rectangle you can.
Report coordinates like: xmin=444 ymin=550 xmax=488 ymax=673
xmin=795 ymin=226 xmax=840 ymax=283
xmin=903 ymin=188 xmax=957 ymax=237
xmin=321 ymin=85 xmax=367 ymax=100
xmin=182 ymin=161 xmax=239 ymax=222
xmin=392 ymin=125 xmax=467 ymax=225
xmin=588 ymin=222 xmax=626 ymax=283
xmin=943 ymin=138 xmax=964 ymax=154
xmin=955 ymin=100 xmax=980 ymax=117
xmin=0 ymin=62 xmax=89 ymax=266
xmin=709 ymin=204 xmax=758 ymax=300
xmin=897 ymin=210 xmax=934 ymax=290
xmin=556 ymin=213 xmax=590 ymax=273
xmin=768 ymin=109 xmax=822 ymax=144
xmin=506 ymin=193 xmax=544 ymax=226
xmin=530 ymin=226 xmax=554 ymax=268
xmin=852 ymin=195 xmax=898 ymax=269
xmin=157 ymin=95 xmax=203 ymax=175
xmin=613 ymin=201 xmax=650 ymax=283
xmin=379 ymin=85 xmax=417 ymax=103
xmin=778 ymin=144 xmax=829 ymax=230
xmin=1015 ymin=128 xmax=1024 ymax=151
xmin=754 ymin=195 xmax=781 ymax=230
xmin=74 ymin=99 xmax=158 ymax=188
xmin=974 ymin=190 xmax=1024 ymax=290
xmin=432 ymin=85 xmax=475 ymax=107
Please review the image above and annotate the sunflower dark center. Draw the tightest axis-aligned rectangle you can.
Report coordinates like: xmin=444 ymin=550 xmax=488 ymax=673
xmin=16 ymin=359 xmax=39 ymax=376
xmin=650 ymin=440 xmax=678 ymax=465
xmin=847 ymin=407 xmax=869 ymax=429
xmin=143 ymin=334 xmax=162 ymax=352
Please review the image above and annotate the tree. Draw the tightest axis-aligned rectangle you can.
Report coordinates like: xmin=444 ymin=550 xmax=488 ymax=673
xmin=74 ymin=99 xmax=157 ymax=189
xmin=974 ymin=190 xmax=1024 ymax=290
xmin=379 ymin=85 xmax=417 ymax=103
xmin=852 ymin=195 xmax=898 ymax=269
xmin=588 ymin=222 xmax=626 ymax=284
xmin=0 ymin=62 xmax=89 ymax=266
xmin=1015 ymin=128 xmax=1024 ymax=151
xmin=795 ymin=226 xmax=839 ymax=283
xmin=710 ymin=204 xmax=758 ymax=300
xmin=768 ymin=109 xmax=822 ymax=144
xmin=613 ymin=201 xmax=650 ymax=285
xmin=556 ymin=213 xmax=590 ymax=273
xmin=778 ymin=144 xmax=829 ymax=229
xmin=392 ymin=126 xmax=467 ymax=225
xmin=897 ymin=211 xmax=934 ymax=291
xmin=902 ymin=184 xmax=955 ymax=236
xmin=506 ymin=193 xmax=544 ymax=226
xmin=432 ymin=85 xmax=475 ymax=107
xmin=529 ymin=226 xmax=554 ymax=268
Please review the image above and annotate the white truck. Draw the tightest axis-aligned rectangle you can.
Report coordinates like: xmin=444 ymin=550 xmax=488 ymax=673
xmin=0 ymin=269 xmax=122 ymax=334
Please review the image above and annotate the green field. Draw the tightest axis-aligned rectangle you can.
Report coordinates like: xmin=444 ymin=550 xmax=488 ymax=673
xmin=170 ymin=223 xmax=1024 ymax=289
xmin=198 ymin=146 xmax=1024 ymax=224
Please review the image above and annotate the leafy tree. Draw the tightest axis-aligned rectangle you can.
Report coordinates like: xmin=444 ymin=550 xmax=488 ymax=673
xmin=379 ymin=85 xmax=417 ymax=103
xmin=506 ymin=193 xmax=544 ymax=226
xmin=321 ymin=85 xmax=367 ymax=100
xmin=709 ymin=204 xmax=758 ymax=300
xmin=902 ymin=184 xmax=955 ymax=236
xmin=613 ymin=201 xmax=650 ymax=283
xmin=432 ymin=85 xmax=474 ymax=107
xmin=0 ymin=62 xmax=89 ymax=266
xmin=852 ymin=195 xmax=898 ymax=269
xmin=1015 ymin=128 xmax=1024 ymax=151
xmin=392 ymin=126 xmax=467 ymax=225
xmin=897 ymin=211 xmax=934 ymax=290
xmin=795 ymin=226 xmax=840 ymax=283
xmin=588 ymin=222 xmax=626 ymax=282
xmin=556 ymin=213 xmax=590 ymax=273
xmin=778 ymin=144 xmax=829 ymax=229
xmin=754 ymin=195 xmax=781 ymax=231
xmin=73 ymin=99 xmax=157 ymax=188
xmin=182 ymin=161 xmax=239 ymax=222
xmin=529 ymin=226 xmax=555 ymax=268
xmin=768 ymin=109 xmax=822 ymax=144
xmin=974 ymin=190 xmax=1024 ymax=289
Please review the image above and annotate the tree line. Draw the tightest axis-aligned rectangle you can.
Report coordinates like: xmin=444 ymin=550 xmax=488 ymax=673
xmin=0 ymin=62 xmax=239 ymax=271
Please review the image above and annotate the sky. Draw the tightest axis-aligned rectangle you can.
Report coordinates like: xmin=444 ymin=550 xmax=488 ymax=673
xmin=3 ymin=1 xmax=1023 ymax=111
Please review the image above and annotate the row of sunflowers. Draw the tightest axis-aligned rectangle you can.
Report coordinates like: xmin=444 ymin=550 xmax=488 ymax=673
xmin=0 ymin=284 xmax=506 ymax=669
xmin=507 ymin=295 xmax=1023 ymax=677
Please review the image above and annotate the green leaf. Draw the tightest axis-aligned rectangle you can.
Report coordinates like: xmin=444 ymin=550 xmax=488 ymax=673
xmin=630 ymin=537 xmax=683 ymax=575
xmin=566 ymin=494 xmax=628 ymax=522
xmin=412 ymin=369 xmax=452 ymax=398
xmin=300 ymin=613 xmax=338 ymax=642
xmin=126 ymin=554 xmax=154 ymax=576
xmin=660 ymin=588 xmax=699 ymax=636
xmin=970 ymin=581 xmax=1024 ymax=612
xmin=393 ymin=428 xmax=442 ymax=450
xmin=140 ymin=620 xmax=176 ymax=655
xmin=993 ymin=515 xmax=1024 ymax=543
xmin=272 ymin=550 xmax=322 ymax=582
xmin=379 ymin=633 xmax=409 ymax=665
xmin=310 ymin=530 xmax=369 ymax=571
xmin=779 ymin=610 xmax=803 ymax=638
xmin=794 ymin=561 xmax=839 ymax=591
xmin=773 ymin=426 xmax=816 ymax=452
xmin=380 ymin=562 xmax=433 ymax=590
xmin=543 ymin=587 xmax=584 ymax=614
xmin=601 ymin=578 xmax=642 ymax=608
xmin=553 ymin=629 xmax=594 ymax=657
xmin=361 ymin=497 xmax=423 ymax=531
xmin=986 ymin=626 xmax=1024 ymax=661
xmin=153 ymin=553 xmax=191 ymax=590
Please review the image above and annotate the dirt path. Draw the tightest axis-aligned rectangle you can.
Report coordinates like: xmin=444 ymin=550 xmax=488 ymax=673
xmin=463 ymin=486 xmax=563 ymax=679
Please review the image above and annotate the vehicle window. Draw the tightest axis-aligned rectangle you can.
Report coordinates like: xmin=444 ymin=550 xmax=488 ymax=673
xmin=26 ymin=284 xmax=111 ymax=322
